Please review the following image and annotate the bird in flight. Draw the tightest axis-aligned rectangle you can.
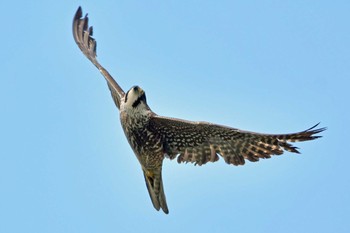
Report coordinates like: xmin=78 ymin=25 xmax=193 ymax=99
xmin=72 ymin=6 xmax=325 ymax=214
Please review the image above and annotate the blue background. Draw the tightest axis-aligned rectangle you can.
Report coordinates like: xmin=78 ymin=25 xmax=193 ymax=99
xmin=1 ymin=1 xmax=349 ymax=232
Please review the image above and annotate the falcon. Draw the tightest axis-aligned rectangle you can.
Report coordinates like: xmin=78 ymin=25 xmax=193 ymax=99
xmin=72 ymin=7 xmax=325 ymax=214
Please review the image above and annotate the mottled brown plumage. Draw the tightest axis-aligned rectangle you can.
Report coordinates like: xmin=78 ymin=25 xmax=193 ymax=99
xmin=72 ymin=7 xmax=326 ymax=214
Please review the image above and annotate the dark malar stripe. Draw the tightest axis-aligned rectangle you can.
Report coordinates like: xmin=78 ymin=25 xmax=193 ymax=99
xmin=132 ymin=93 xmax=146 ymax=108
xmin=125 ymin=90 xmax=130 ymax=103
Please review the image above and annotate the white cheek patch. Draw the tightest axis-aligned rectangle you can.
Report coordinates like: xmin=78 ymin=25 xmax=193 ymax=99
xmin=125 ymin=91 xmax=139 ymax=106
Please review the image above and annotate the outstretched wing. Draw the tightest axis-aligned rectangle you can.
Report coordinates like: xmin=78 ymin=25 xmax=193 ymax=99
xmin=73 ymin=7 xmax=125 ymax=109
xmin=149 ymin=115 xmax=326 ymax=166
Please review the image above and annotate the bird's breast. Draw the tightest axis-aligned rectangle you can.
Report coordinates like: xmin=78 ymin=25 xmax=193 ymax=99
xmin=120 ymin=111 xmax=164 ymax=168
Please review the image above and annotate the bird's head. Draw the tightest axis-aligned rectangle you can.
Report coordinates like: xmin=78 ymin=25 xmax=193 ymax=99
xmin=124 ymin=85 xmax=148 ymax=109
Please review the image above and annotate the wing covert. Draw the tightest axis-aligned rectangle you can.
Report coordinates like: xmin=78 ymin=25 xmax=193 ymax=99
xmin=149 ymin=115 xmax=325 ymax=166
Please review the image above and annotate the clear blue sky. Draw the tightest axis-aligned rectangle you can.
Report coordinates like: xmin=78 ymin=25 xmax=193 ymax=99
xmin=1 ymin=1 xmax=349 ymax=232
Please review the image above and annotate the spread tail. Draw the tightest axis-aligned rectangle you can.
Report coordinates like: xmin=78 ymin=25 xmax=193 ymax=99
xmin=143 ymin=168 xmax=169 ymax=214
